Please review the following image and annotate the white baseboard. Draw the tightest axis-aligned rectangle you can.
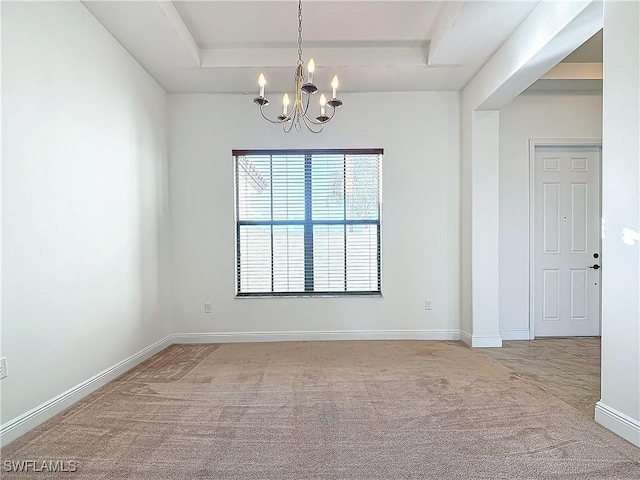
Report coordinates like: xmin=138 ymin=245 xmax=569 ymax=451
xmin=473 ymin=335 xmax=503 ymax=348
xmin=459 ymin=331 xmax=502 ymax=348
xmin=472 ymin=336 xmax=502 ymax=348
xmin=0 ymin=335 xmax=173 ymax=447
xmin=172 ymin=329 xmax=462 ymax=344
xmin=500 ymin=328 xmax=531 ymax=340
xmin=460 ymin=332 xmax=502 ymax=348
xmin=595 ymin=401 xmax=640 ymax=447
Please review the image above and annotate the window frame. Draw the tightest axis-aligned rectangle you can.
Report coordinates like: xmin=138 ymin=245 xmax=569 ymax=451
xmin=233 ymin=148 xmax=383 ymax=298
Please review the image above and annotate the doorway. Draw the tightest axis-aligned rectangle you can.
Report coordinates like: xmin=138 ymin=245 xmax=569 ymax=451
xmin=530 ymin=141 xmax=602 ymax=337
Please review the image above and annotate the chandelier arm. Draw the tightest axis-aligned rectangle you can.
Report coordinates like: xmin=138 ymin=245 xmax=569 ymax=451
xmin=258 ymin=103 xmax=291 ymax=124
xmin=283 ymin=119 xmax=295 ymax=133
xmin=301 ymin=105 xmax=336 ymax=125
xmin=326 ymin=105 xmax=338 ymax=122
xmin=300 ymin=92 xmax=312 ymax=117
xmin=301 ymin=114 xmax=325 ymax=133
xmin=301 ymin=114 xmax=325 ymax=126
xmin=284 ymin=108 xmax=300 ymax=132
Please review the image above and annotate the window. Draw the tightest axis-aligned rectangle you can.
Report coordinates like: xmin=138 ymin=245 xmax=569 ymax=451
xmin=234 ymin=149 xmax=382 ymax=296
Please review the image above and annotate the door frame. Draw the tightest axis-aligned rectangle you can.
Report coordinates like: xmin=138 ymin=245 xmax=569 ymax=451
xmin=528 ymin=138 xmax=602 ymax=339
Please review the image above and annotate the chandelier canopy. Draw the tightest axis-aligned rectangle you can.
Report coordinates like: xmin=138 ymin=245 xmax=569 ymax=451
xmin=253 ymin=0 xmax=342 ymax=133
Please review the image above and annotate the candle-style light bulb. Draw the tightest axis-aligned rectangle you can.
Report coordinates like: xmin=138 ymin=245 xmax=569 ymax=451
xmin=307 ymin=59 xmax=315 ymax=83
xmin=282 ymin=93 xmax=290 ymax=115
xmin=319 ymin=93 xmax=326 ymax=116
xmin=331 ymin=75 xmax=339 ymax=99
xmin=258 ymin=73 xmax=266 ymax=97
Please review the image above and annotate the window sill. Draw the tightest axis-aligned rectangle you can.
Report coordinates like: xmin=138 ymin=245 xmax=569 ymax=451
xmin=235 ymin=293 xmax=383 ymax=299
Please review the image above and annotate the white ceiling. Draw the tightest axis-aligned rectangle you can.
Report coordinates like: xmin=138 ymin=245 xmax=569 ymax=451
xmin=82 ymin=0 xmax=600 ymax=95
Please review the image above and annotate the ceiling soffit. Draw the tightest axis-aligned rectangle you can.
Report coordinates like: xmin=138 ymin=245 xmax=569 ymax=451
xmin=82 ymin=1 xmax=598 ymax=94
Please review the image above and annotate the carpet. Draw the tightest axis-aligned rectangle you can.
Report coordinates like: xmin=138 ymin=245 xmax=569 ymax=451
xmin=2 ymin=341 xmax=639 ymax=479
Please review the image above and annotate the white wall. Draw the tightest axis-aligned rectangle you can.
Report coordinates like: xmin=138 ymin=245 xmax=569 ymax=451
xmin=1 ymin=0 xmax=171 ymax=428
xmin=596 ymin=0 xmax=640 ymax=446
xmin=498 ymin=93 xmax=603 ymax=339
xmin=469 ymin=110 xmax=501 ymax=346
xmin=169 ymin=92 xmax=460 ymax=339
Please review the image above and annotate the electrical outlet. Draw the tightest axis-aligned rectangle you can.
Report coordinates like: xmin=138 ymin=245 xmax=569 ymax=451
xmin=204 ymin=302 xmax=213 ymax=314
xmin=424 ymin=300 xmax=433 ymax=311
xmin=0 ymin=357 xmax=7 ymax=380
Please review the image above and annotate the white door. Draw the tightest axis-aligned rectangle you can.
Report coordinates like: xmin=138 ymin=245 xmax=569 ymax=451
xmin=534 ymin=145 xmax=601 ymax=337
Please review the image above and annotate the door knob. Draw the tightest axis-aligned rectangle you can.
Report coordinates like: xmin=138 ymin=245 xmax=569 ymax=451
xmin=589 ymin=264 xmax=600 ymax=270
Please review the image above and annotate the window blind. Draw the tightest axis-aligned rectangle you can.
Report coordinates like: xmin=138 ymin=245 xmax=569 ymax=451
xmin=234 ymin=149 xmax=382 ymax=296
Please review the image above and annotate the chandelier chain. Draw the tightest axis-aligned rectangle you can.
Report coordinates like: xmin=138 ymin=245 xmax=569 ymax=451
xmin=297 ymin=0 xmax=303 ymax=66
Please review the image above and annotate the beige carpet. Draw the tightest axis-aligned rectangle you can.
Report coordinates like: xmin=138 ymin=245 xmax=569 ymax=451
xmin=2 ymin=341 xmax=639 ymax=479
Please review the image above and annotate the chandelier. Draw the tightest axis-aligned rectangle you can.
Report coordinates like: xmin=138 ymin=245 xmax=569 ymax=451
xmin=253 ymin=0 xmax=342 ymax=133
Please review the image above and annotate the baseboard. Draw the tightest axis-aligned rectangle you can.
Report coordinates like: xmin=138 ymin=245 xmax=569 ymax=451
xmin=459 ymin=331 xmax=502 ymax=348
xmin=471 ymin=335 xmax=503 ymax=348
xmin=595 ymin=401 xmax=640 ymax=447
xmin=172 ymin=329 xmax=462 ymax=344
xmin=0 ymin=335 xmax=173 ymax=447
xmin=500 ymin=328 xmax=531 ymax=340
